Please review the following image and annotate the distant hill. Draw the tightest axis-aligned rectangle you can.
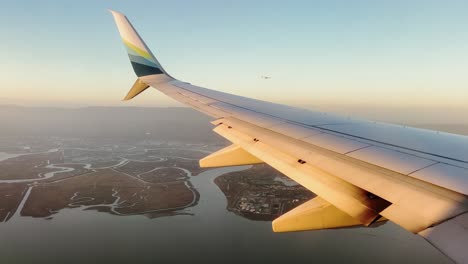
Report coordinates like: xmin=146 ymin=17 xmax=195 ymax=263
xmin=0 ymin=105 xmax=225 ymax=143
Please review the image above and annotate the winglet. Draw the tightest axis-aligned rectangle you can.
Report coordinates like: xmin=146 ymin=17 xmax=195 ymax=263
xmin=123 ymin=79 xmax=150 ymax=101
xmin=109 ymin=10 xmax=167 ymax=77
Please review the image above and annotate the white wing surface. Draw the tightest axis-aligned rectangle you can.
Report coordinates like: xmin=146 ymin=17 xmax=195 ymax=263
xmin=110 ymin=11 xmax=468 ymax=263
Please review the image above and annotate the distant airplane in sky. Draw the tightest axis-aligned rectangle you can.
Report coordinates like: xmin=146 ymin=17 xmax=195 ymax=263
xmin=110 ymin=10 xmax=468 ymax=263
xmin=260 ymin=75 xmax=271 ymax=80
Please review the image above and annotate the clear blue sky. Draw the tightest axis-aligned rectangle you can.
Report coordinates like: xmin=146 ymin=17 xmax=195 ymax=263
xmin=1 ymin=0 xmax=468 ymax=115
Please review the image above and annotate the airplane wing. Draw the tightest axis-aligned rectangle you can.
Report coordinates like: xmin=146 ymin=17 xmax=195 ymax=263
xmin=109 ymin=11 xmax=468 ymax=263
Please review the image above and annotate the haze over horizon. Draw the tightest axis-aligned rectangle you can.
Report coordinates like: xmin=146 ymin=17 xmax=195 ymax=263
xmin=1 ymin=0 xmax=468 ymax=114
xmin=1 ymin=105 xmax=467 ymax=138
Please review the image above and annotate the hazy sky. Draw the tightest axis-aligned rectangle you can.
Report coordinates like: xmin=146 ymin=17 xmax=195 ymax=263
xmin=1 ymin=1 xmax=468 ymax=113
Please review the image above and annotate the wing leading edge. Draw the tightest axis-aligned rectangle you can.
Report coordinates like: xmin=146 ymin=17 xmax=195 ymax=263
xmin=109 ymin=11 xmax=468 ymax=263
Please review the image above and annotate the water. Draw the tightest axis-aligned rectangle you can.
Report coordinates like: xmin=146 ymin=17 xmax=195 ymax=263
xmin=0 ymin=152 xmax=22 ymax=162
xmin=0 ymin=167 xmax=450 ymax=264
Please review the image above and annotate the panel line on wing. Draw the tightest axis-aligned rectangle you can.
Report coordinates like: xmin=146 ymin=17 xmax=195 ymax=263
xmin=170 ymin=82 xmax=468 ymax=166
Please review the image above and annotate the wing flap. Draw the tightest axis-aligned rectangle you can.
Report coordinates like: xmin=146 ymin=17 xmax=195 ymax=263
xmin=214 ymin=118 xmax=468 ymax=232
xmin=214 ymin=123 xmax=391 ymax=226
